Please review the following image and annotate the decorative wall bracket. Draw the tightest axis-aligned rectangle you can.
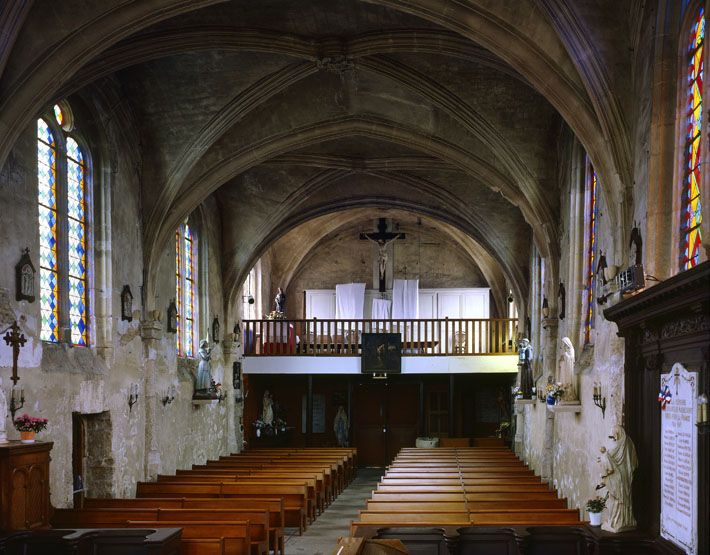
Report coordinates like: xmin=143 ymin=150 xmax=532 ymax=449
xmin=593 ymin=382 xmax=606 ymax=418
xmin=9 ymin=386 xmax=24 ymax=419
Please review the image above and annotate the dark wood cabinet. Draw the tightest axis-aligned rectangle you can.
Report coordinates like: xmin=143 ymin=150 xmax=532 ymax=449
xmin=0 ymin=441 xmax=53 ymax=531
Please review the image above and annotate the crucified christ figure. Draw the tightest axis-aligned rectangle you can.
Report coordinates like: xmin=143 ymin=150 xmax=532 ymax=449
xmin=360 ymin=218 xmax=406 ymax=292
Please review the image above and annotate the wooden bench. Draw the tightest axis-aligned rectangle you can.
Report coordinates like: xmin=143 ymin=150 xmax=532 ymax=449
xmin=52 ymin=508 xmax=269 ymax=555
xmin=126 ymin=521 xmax=251 ymax=555
xmin=82 ymin=497 xmax=285 ymax=555
xmin=136 ymin=481 xmax=309 ymax=535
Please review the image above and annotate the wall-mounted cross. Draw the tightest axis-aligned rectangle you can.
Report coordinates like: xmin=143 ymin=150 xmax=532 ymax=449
xmin=360 ymin=218 xmax=406 ymax=292
xmin=3 ymin=321 xmax=26 ymax=386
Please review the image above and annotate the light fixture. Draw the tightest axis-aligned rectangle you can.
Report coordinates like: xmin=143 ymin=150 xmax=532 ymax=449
xmin=161 ymin=384 xmax=177 ymax=406
xmin=128 ymin=383 xmax=139 ymax=412
xmin=593 ymin=382 xmax=606 ymax=418
xmin=10 ymin=386 xmax=25 ymax=419
xmin=541 ymin=297 xmax=550 ymax=318
xmin=697 ymin=393 xmax=708 ymax=433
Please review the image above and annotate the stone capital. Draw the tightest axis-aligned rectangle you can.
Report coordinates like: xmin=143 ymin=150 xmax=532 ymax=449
xmin=541 ymin=317 xmax=559 ymax=331
xmin=221 ymin=338 xmax=241 ymax=359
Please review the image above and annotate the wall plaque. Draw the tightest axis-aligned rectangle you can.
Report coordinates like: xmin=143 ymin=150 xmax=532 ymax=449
xmin=660 ymin=363 xmax=697 ymax=555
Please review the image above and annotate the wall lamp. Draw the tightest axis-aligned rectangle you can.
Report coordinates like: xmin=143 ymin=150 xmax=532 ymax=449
xmin=698 ymin=393 xmax=708 ymax=434
xmin=162 ymin=384 xmax=177 ymax=406
xmin=128 ymin=383 xmax=139 ymax=412
xmin=593 ymin=382 xmax=606 ymax=418
xmin=10 ymin=386 xmax=25 ymax=419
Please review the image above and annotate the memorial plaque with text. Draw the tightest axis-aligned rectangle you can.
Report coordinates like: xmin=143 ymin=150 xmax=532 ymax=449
xmin=660 ymin=363 xmax=697 ymax=555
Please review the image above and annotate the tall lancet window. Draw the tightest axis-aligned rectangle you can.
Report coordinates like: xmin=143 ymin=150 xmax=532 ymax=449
xmin=37 ymin=104 xmax=90 ymax=345
xmin=176 ymin=222 xmax=197 ymax=357
xmin=681 ymin=7 xmax=705 ymax=270
xmin=584 ymin=161 xmax=598 ymax=345
xmin=37 ymin=119 xmax=59 ymax=342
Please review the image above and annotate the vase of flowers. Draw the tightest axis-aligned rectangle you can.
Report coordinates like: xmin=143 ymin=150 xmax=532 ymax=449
xmin=545 ymin=382 xmax=564 ymax=405
xmin=14 ymin=413 xmax=48 ymax=443
xmin=585 ymin=496 xmax=606 ymax=526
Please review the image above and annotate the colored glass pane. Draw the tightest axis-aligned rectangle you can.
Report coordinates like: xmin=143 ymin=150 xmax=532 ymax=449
xmin=66 ymin=137 xmax=88 ymax=345
xmin=183 ymin=224 xmax=195 ymax=357
xmin=682 ymin=7 xmax=704 ymax=270
xmin=175 ymin=229 xmax=182 ymax=354
xmin=584 ymin=166 xmax=598 ymax=344
xmin=37 ymin=119 xmax=59 ymax=342
xmin=53 ymin=104 xmax=64 ymax=126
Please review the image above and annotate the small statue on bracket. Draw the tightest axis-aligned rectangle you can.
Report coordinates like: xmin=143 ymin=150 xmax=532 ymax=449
xmin=517 ymin=338 xmax=533 ymax=399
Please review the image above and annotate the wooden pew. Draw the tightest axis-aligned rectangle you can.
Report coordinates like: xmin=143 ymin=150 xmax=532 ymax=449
xmin=126 ymin=522 xmax=251 ymax=555
xmin=82 ymin=497 xmax=285 ymax=555
xmin=52 ymin=508 xmax=268 ymax=555
xmin=136 ymin=481 xmax=309 ymax=534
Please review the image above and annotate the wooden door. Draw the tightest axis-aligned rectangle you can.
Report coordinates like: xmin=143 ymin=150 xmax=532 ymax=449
xmin=353 ymin=382 xmax=386 ymax=466
xmin=386 ymin=382 xmax=420 ymax=463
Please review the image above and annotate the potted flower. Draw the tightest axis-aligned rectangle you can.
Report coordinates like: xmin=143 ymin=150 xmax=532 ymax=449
xmin=511 ymin=386 xmax=523 ymax=400
xmin=13 ymin=413 xmax=48 ymax=443
xmin=585 ymin=495 xmax=606 ymax=526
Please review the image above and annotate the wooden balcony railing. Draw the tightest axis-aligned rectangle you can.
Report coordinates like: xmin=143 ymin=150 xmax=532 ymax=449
xmin=242 ymin=318 xmax=518 ymax=356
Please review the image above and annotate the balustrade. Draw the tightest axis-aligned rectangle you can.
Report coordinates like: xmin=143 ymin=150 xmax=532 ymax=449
xmin=242 ymin=318 xmax=518 ymax=356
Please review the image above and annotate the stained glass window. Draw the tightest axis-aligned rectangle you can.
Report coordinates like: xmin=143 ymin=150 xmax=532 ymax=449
xmin=37 ymin=107 xmax=90 ymax=346
xmin=681 ymin=7 xmax=704 ymax=270
xmin=37 ymin=119 xmax=59 ymax=342
xmin=584 ymin=163 xmax=598 ymax=344
xmin=66 ymin=137 xmax=87 ymax=345
xmin=176 ymin=223 xmax=197 ymax=357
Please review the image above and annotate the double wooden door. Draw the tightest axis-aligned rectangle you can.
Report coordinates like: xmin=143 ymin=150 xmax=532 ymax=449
xmin=352 ymin=380 xmax=420 ymax=466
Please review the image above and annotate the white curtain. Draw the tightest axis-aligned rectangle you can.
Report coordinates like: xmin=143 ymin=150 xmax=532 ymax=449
xmin=372 ymin=298 xmax=392 ymax=319
xmin=392 ymin=279 xmax=419 ymax=319
xmin=335 ymin=283 xmax=366 ymax=319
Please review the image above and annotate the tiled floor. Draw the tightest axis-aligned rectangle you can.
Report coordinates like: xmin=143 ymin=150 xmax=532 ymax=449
xmin=284 ymin=467 xmax=383 ymax=555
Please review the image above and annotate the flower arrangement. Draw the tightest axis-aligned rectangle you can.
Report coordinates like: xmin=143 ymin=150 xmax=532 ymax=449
xmin=511 ymin=386 xmax=523 ymax=399
xmin=545 ymin=382 xmax=564 ymax=400
xmin=13 ymin=413 xmax=49 ymax=433
xmin=495 ymin=421 xmax=511 ymax=439
xmin=266 ymin=311 xmax=286 ymax=320
xmin=585 ymin=495 xmax=607 ymax=513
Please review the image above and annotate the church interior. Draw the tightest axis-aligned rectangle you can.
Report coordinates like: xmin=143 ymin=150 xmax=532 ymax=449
xmin=0 ymin=1 xmax=708 ymax=553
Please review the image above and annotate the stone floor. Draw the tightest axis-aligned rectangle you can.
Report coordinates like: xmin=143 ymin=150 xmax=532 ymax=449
xmin=283 ymin=467 xmax=383 ymax=555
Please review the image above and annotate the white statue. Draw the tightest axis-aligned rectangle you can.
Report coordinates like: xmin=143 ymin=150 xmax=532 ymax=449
xmin=195 ymin=340 xmax=213 ymax=392
xmin=262 ymin=390 xmax=274 ymax=426
xmin=597 ymin=425 xmax=638 ymax=533
xmin=0 ymin=378 xmax=7 ymax=443
xmin=558 ymin=337 xmax=578 ymax=403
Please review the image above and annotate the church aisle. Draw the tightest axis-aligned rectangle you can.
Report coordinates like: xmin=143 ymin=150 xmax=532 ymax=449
xmin=284 ymin=467 xmax=383 ymax=555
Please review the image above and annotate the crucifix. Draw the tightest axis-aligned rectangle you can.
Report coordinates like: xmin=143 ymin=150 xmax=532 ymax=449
xmin=360 ymin=218 xmax=406 ymax=292
xmin=3 ymin=321 xmax=26 ymax=386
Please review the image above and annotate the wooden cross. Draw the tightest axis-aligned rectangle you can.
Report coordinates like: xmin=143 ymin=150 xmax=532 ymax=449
xmin=360 ymin=218 xmax=406 ymax=292
xmin=3 ymin=321 xmax=26 ymax=386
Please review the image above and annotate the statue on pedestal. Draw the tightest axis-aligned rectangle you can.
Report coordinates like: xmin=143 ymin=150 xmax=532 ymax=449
xmin=517 ymin=338 xmax=533 ymax=399
xmin=597 ymin=425 xmax=638 ymax=533
xmin=557 ymin=337 xmax=579 ymax=403
xmin=333 ymin=405 xmax=349 ymax=447
xmin=194 ymin=340 xmax=213 ymax=394
xmin=274 ymin=288 xmax=286 ymax=314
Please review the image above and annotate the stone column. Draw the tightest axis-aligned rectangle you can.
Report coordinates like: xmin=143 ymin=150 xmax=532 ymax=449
xmin=513 ymin=401 xmax=525 ymax=456
xmin=540 ymin=317 xmax=559 ymax=482
xmin=222 ymin=338 xmax=242 ymax=454
xmin=140 ymin=315 xmax=163 ymax=481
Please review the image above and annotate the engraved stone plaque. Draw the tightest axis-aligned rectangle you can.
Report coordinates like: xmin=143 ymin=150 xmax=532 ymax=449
xmin=660 ymin=363 xmax=697 ymax=555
